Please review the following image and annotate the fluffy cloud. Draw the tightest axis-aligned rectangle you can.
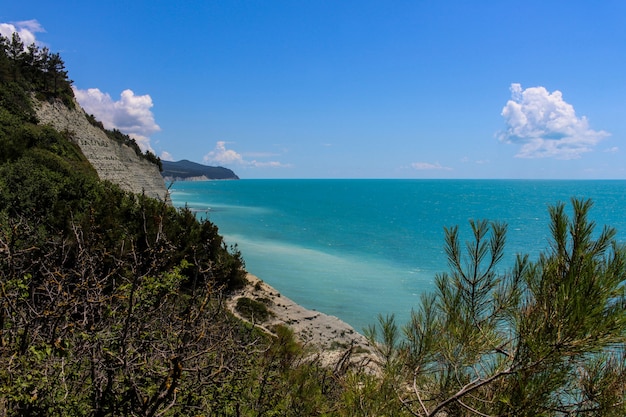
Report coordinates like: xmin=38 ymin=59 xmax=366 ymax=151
xmin=203 ymin=141 xmax=244 ymax=165
xmin=73 ymin=87 xmax=160 ymax=152
xmin=0 ymin=20 xmax=44 ymax=46
xmin=498 ymin=83 xmax=609 ymax=159
xmin=411 ymin=162 xmax=452 ymax=171
xmin=160 ymin=151 xmax=174 ymax=161
xmin=203 ymin=141 xmax=290 ymax=168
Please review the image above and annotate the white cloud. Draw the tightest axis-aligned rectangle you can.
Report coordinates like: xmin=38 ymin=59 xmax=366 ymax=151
xmin=203 ymin=141 xmax=244 ymax=165
xmin=498 ymin=83 xmax=609 ymax=159
xmin=160 ymin=151 xmax=174 ymax=161
xmin=0 ymin=20 xmax=45 ymax=46
xmin=248 ymin=160 xmax=292 ymax=168
xmin=203 ymin=141 xmax=289 ymax=168
xmin=411 ymin=162 xmax=452 ymax=171
xmin=604 ymin=147 xmax=619 ymax=154
xmin=461 ymin=157 xmax=489 ymax=165
xmin=73 ymin=87 xmax=161 ymax=152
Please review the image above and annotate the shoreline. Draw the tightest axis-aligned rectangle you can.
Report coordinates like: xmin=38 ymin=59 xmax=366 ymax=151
xmin=227 ymin=273 xmax=377 ymax=367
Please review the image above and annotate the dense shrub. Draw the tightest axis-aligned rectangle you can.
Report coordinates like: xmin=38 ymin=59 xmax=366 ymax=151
xmin=236 ymin=297 xmax=272 ymax=322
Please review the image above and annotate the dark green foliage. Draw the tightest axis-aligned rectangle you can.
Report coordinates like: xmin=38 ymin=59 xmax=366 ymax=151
xmin=0 ymin=80 xmax=38 ymax=124
xmin=243 ymin=324 xmax=348 ymax=416
xmin=0 ymin=59 xmax=260 ymax=415
xmin=105 ymin=127 xmax=138 ymax=151
xmin=368 ymin=199 xmax=626 ymax=417
xmin=144 ymin=150 xmax=162 ymax=171
xmin=84 ymin=112 xmax=105 ymax=129
xmin=0 ymin=33 xmax=74 ymax=107
xmin=236 ymin=297 xmax=272 ymax=322
xmin=0 ymin=152 xmax=256 ymax=415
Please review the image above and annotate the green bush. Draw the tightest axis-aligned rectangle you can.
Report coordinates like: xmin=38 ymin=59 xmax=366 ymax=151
xmin=236 ymin=297 xmax=272 ymax=323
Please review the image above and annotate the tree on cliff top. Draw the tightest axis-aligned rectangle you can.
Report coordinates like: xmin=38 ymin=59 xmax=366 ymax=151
xmin=1 ymin=31 xmax=161 ymax=170
xmin=0 ymin=32 xmax=73 ymax=105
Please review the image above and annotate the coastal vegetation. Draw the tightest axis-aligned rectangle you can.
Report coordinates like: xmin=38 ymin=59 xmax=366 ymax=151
xmin=366 ymin=201 xmax=626 ymax=416
xmin=236 ymin=297 xmax=273 ymax=323
xmin=0 ymin=32 xmax=161 ymax=170
xmin=0 ymin=32 xmax=73 ymax=107
xmin=0 ymin=33 xmax=353 ymax=416
xmin=1 ymin=32 xmax=625 ymax=415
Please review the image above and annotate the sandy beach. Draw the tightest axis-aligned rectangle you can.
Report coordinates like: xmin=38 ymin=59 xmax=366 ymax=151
xmin=227 ymin=273 xmax=378 ymax=368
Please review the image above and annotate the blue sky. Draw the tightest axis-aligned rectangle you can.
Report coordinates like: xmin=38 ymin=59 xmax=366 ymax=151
xmin=2 ymin=1 xmax=625 ymax=178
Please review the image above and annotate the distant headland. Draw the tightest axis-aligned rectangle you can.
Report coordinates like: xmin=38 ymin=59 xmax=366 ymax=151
xmin=161 ymin=159 xmax=239 ymax=181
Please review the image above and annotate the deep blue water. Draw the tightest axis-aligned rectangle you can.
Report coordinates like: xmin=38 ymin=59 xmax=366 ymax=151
xmin=169 ymin=180 xmax=626 ymax=332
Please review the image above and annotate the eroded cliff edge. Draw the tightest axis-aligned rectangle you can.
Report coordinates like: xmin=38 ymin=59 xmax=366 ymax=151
xmin=33 ymin=98 xmax=169 ymax=201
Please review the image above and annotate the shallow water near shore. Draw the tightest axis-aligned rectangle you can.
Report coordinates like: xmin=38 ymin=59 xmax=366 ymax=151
xmin=170 ymin=179 xmax=626 ymax=332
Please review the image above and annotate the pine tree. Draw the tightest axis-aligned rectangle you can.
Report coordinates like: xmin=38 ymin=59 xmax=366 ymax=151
xmin=369 ymin=198 xmax=626 ymax=416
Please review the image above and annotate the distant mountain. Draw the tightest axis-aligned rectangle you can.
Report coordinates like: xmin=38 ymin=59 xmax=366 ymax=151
xmin=161 ymin=160 xmax=239 ymax=180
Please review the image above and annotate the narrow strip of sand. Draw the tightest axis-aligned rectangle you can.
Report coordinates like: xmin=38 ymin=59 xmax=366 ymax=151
xmin=227 ymin=273 xmax=378 ymax=367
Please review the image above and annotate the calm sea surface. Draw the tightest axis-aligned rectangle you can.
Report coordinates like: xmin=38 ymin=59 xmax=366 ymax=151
xmin=169 ymin=180 xmax=626 ymax=332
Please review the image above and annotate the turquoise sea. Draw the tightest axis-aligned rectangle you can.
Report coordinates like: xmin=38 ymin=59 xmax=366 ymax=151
xmin=169 ymin=180 xmax=626 ymax=333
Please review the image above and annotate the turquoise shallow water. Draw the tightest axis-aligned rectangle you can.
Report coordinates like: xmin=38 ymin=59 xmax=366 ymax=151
xmin=170 ymin=179 xmax=626 ymax=332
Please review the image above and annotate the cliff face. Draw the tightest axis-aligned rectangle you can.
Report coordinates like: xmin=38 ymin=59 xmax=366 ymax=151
xmin=33 ymin=98 xmax=169 ymax=201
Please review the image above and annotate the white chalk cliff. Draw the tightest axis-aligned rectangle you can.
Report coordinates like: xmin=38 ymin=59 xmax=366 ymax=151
xmin=33 ymin=98 xmax=168 ymax=202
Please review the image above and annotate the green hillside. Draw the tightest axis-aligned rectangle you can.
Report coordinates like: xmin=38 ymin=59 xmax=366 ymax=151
xmin=0 ymin=33 xmax=336 ymax=416
xmin=161 ymin=159 xmax=239 ymax=180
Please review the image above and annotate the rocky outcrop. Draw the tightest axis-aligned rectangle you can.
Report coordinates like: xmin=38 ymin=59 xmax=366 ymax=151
xmin=33 ymin=98 xmax=169 ymax=202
